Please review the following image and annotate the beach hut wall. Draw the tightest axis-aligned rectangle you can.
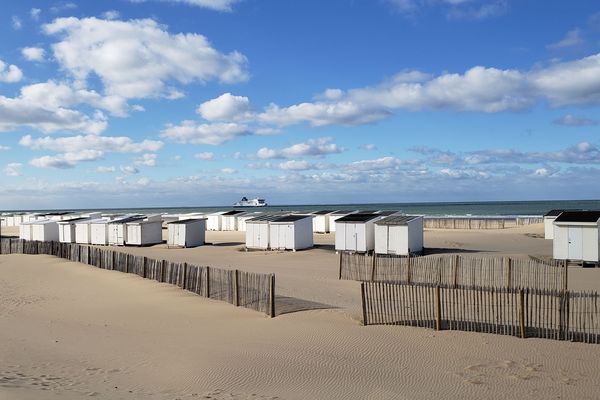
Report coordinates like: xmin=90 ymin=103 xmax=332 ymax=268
xmin=108 ymin=215 xmax=146 ymax=246
xmin=335 ymin=213 xmax=381 ymax=253
xmin=57 ymin=217 xmax=89 ymax=243
xmin=553 ymin=211 xmax=600 ymax=263
xmin=221 ymin=210 xmax=246 ymax=231
xmin=269 ymin=215 xmax=314 ymax=251
xmin=125 ymin=217 xmax=163 ymax=246
xmin=374 ymin=215 xmax=423 ymax=256
xmin=167 ymin=218 xmax=206 ymax=248
xmin=29 ymin=219 xmax=59 ymax=242
xmin=245 ymin=214 xmax=284 ymax=249
xmin=207 ymin=212 xmax=226 ymax=231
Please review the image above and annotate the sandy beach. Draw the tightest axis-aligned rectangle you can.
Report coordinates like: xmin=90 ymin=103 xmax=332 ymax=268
xmin=1 ymin=224 xmax=600 ymax=399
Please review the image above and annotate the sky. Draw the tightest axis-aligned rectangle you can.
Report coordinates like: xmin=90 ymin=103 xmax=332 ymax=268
xmin=1 ymin=0 xmax=600 ymax=209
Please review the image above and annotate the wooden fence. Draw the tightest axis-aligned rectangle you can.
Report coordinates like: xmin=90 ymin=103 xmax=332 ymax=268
xmin=361 ymin=282 xmax=600 ymax=344
xmin=423 ymin=217 xmax=543 ymax=229
xmin=339 ymin=253 xmax=566 ymax=291
xmin=0 ymin=238 xmax=275 ymax=317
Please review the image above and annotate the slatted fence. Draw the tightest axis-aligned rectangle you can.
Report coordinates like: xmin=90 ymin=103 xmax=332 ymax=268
xmin=0 ymin=238 xmax=275 ymax=317
xmin=423 ymin=217 xmax=543 ymax=229
xmin=361 ymin=282 xmax=600 ymax=344
xmin=340 ymin=253 xmax=566 ymax=291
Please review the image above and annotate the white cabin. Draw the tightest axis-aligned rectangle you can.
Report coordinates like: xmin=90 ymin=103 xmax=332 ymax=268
xmin=312 ymin=210 xmax=336 ymax=233
xmin=374 ymin=215 xmax=424 ymax=256
xmin=19 ymin=220 xmax=34 ymax=240
xmin=75 ymin=218 xmax=108 ymax=244
xmin=108 ymin=215 xmax=146 ymax=246
xmin=236 ymin=212 xmax=262 ymax=232
xmin=167 ymin=218 xmax=206 ymax=248
xmin=90 ymin=219 xmax=113 ymax=245
xmin=58 ymin=217 xmax=90 ymax=243
xmin=125 ymin=215 xmax=163 ymax=246
xmin=544 ymin=209 xmax=564 ymax=239
xmin=221 ymin=210 xmax=246 ymax=231
xmin=269 ymin=215 xmax=314 ymax=251
xmin=207 ymin=211 xmax=227 ymax=231
xmin=245 ymin=214 xmax=282 ymax=249
xmin=29 ymin=219 xmax=59 ymax=242
xmin=553 ymin=211 xmax=600 ymax=263
xmin=328 ymin=211 xmax=356 ymax=233
xmin=335 ymin=213 xmax=381 ymax=253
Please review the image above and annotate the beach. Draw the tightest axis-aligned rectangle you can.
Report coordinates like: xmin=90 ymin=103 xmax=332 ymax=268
xmin=1 ymin=224 xmax=600 ymax=399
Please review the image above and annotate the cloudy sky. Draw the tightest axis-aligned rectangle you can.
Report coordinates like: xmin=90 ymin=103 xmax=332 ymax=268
xmin=1 ymin=0 xmax=600 ymax=209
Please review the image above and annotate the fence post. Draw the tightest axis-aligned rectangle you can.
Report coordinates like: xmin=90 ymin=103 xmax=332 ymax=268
xmin=269 ymin=274 xmax=275 ymax=318
xmin=519 ymin=288 xmax=526 ymax=339
xmin=205 ymin=266 xmax=211 ymax=298
xmin=142 ymin=256 xmax=147 ymax=278
xmin=233 ymin=269 xmax=239 ymax=306
xmin=435 ymin=285 xmax=442 ymax=330
xmin=338 ymin=252 xmax=343 ymax=280
xmin=360 ymin=282 xmax=367 ymax=325
xmin=407 ymin=253 xmax=411 ymax=284
xmin=370 ymin=253 xmax=376 ymax=282
xmin=182 ymin=262 xmax=188 ymax=289
xmin=563 ymin=259 xmax=568 ymax=291
xmin=453 ymin=255 xmax=459 ymax=288
xmin=506 ymin=258 xmax=512 ymax=289
xmin=161 ymin=259 xmax=167 ymax=282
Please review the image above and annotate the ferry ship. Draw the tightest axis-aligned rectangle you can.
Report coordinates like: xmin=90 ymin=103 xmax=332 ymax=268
xmin=233 ymin=197 xmax=268 ymax=207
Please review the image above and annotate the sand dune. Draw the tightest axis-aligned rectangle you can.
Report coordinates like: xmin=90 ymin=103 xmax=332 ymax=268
xmin=1 ymin=252 xmax=600 ymax=399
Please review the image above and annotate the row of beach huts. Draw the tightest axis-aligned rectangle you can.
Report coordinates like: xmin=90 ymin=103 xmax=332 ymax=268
xmin=1 ymin=209 xmax=425 ymax=255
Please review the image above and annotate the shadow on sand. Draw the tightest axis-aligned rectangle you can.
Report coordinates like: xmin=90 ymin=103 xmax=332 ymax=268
xmin=275 ymin=295 xmax=335 ymax=316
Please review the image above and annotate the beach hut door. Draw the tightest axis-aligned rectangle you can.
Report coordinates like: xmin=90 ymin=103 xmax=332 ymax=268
xmin=567 ymin=227 xmax=583 ymax=259
xmin=345 ymin=224 xmax=357 ymax=251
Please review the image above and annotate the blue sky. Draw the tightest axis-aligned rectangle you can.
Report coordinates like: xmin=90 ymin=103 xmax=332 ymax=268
xmin=1 ymin=0 xmax=600 ymax=209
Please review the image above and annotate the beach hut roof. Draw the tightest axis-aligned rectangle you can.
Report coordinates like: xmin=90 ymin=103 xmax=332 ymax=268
xmin=271 ymin=215 xmax=311 ymax=223
xmin=247 ymin=214 xmax=288 ymax=223
xmin=376 ymin=210 xmax=400 ymax=216
xmin=335 ymin=213 xmax=380 ymax=223
xmin=313 ymin=210 xmax=336 ymax=215
xmin=554 ymin=211 xmax=600 ymax=223
xmin=375 ymin=215 xmax=421 ymax=226
xmin=168 ymin=218 xmax=206 ymax=224
xmin=544 ymin=209 xmax=583 ymax=217
xmin=111 ymin=215 xmax=145 ymax=224
xmin=57 ymin=217 xmax=89 ymax=224
xmin=222 ymin=210 xmax=246 ymax=216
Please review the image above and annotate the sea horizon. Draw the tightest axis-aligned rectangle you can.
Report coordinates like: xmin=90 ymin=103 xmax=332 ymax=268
xmin=3 ymin=199 xmax=600 ymax=217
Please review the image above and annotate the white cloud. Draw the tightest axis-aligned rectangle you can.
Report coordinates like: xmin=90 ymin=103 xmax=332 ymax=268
xmin=21 ymin=47 xmax=46 ymax=62
xmin=161 ymin=0 xmax=241 ymax=12
xmin=20 ymin=134 xmax=163 ymax=154
xmin=30 ymin=150 xmax=103 ymax=169
xmin=220 ymin=167 xmax=236 ymax=174
xmin=387 ymin=0 xmax=507 ymax=20
xmin=233 ymin=151 xmax=241 ymax=159
xmin=194 ymin=151 xmax=215 ymax=160
xmin=30 ymin=8 xmax=41 ymax=20
xmin=102 ymin=10 xmax=120 ymax=20
xmin=120 ymin=165 xmax=139 ymax=174
xmin=196 ymin=93 xmax=251 ymax=121
xmin=0 ymin=145 xmax=10 ymax=151
xmin=12 ymin=16 xmax=22 ymax=30
xmin=0 ymin=60 xmax=23 ymax=83
xmin=4 ymin=163 xmax=23 ymax=177
xmin=277 ymin=160 xmax=311 ymax=171
xmin=360 ymin=143 xmax=377 ymax=151
xmin=43 ymin=17 xmax=248 ymax=99
xmin=257 ymin=137 xmax=343 ymax=159
xmin=96 ymin=166 xmax=116 ymax=173
xmin=547 ymin=29 xmax=583 ymax=49
xmin=161 ymin=121 xmax=249 ymax=145
xmin=135 ymin=153 xmax=157 ymax=166
xmin=553 ymin=114 xmax=597 ymax=126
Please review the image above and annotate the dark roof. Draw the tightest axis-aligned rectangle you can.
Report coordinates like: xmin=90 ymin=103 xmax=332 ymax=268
xmin=222 ymin=210 xmax=245 ymax=216
xmin=272 ymin=214 xmax=311 ymax=223
xmin=313 ymin=210 xmax=336 ymax=215
xmin=375 ymin=215 xmax=422 ymax=225
xmin=335 ymin=213 xmax=380 ymax=223
xmin=554 ymin=211 xmax=600 ymax=223
xmin=41 ymin=211 xmax=74 ymax=216
xmin=60 ymin=217 xmax=89 ymax=223
xmin=544 ymin=209 xmax=582 ymax=217
xmin=168 ymin=218 xmax=206 ymax=224
xmin=377 ymin=210 xmax=399 ymax=216
xmin=247 ymin=214 xmax=288 ymax=223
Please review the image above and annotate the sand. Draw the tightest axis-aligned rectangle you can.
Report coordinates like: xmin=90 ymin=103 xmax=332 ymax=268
xmin=1 ymin=224 xmax=600 ymax=399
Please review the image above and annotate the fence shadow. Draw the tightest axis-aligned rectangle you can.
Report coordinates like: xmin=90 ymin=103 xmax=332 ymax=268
xmin=275 ymin=295 xmax=335 ymax=316
xmin=424 ymin=247 xmax=489 ymax=255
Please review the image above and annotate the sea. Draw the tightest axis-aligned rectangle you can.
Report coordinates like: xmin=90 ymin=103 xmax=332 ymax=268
xmin=5 ymin=200 xmax=600 ymax=217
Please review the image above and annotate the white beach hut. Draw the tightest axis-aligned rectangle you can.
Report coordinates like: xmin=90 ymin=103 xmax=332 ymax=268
xmin=328 ymin=211 xmax=358 ymax=233
xmin=29 ymin=219 xmax=59 ymax=242
xmin=167 ymin=218 xmax=206 ymax=248
xmin=544 ymin=209 xmax=581 ymax=240
xmin=19 ymin=220 xmax=34 ymax=240
xmin=269 ymin=215 xmax=314 ymax=251
xmin=335 ymin=213 xmax=381 ymax=253
xmin=312 ymin=210 xmax=336 ymax=233
xmin=58 ymin=217 xmax=90 ymax=243
xmin=236 ymin=212 xmax=263 ymax=232
xmin=553 ymin=211 xmax=600 ymax=263
xmin=90 ymin=219 xmax=113 ymax=245
xmin=221 ymin=210 xmax=246 ymax=231
xmin=75 ymin=218 xmax=107 ymax=244
xmin=108 ymin=215 xmax=146 ymax=246
xmin=374 ymin=215 xmax=424 ymax=256
xmin=207 ymin=211 xmax=227 ymax=231
xmin=245 ymin=214 xmax=283 ymax=249
xmin=125 ymin=215 xmax=163 ymax=246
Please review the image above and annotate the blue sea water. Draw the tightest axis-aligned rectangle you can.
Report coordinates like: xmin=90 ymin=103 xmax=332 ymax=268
xmin=5 ymin=199 xmax=600 ymax=217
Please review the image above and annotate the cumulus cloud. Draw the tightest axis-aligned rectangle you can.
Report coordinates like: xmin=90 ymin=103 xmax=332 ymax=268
xmin=360 ymin=143 xmax=377 ymax=151
xmin=547 ymin=29 xmax=583 ymax=49
xmin=256 ymin=137 xmax=343 ymax=159
xmin=0 ymin=60 xmax=23 ymax=83
xmin=277 ymin=160 xmax=311 ymax=171
xmin=161 ymin=121 xmax=249 ymax=145
xmin=12 ymin=16 xmax=22 ymax=30
xmin=43 ymin=17 xmax=248 ymax=99
xmin=30 ymin=150 xmax=104 ymax=169
xmin=553 ymin=114 xmax=597 ymax=126
xmin=102 ymin=10 xmax=120 ymax=19
xmin=134 ymin=153 xmax=157 ymax=166
xmin=96 ymin=166 xmax=116 ymax=173
xmin=21 ymin=47 xmax=46 ymax=62
xmin=159 ymin=0 xmax=241 ymax=12
xmin=30 ymin=8 xmax=41 ymax=20
xmin=194 ymin=151 xmax=215 ymax=160
xmin=196 ymin=93 xmax=251 ymax=121
xmin=220 ymin=167 xmax=236 ymax=174
xmin=4 ymin=163 xmax=23 ymax=177
xmin=387 ymin=0 xmax=507 ymax=20
xmin=120 ymin=165 xmax=139 ymax=174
